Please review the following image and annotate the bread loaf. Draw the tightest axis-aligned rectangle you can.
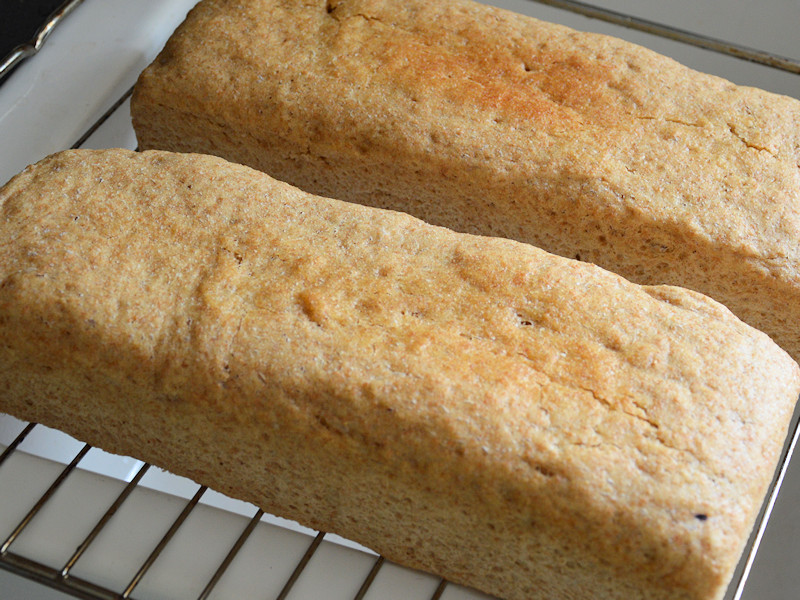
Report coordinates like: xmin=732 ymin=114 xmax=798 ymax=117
xmin=1 ymin=149 xmax=798 ymax=600
xmin=131 ymin=0 xmax=800 ymax=363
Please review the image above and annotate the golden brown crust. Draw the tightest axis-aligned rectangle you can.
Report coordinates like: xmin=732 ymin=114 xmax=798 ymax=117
xmin=131 ymin=0 xmax=800 ymax=362
xmin=1 ymin=149 xmax=798 ymax=600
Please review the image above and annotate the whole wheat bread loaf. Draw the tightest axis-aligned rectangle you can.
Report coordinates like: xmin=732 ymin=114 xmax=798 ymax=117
xmin=1 ymin=149 xmax=798 ymax=600
xmin=131 ymin=0 xmax=800 ymax=363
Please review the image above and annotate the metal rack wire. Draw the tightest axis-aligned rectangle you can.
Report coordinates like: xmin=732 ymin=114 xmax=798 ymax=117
xmin=1 ymin=0 xmax=799 ymax=599
xmin=1 ymin=423 xmax=453 ymax=600
xmin=528 ymin=0 xmax=800 ymax=74
xmin=0 ymin=0 xmax=86 ymax=83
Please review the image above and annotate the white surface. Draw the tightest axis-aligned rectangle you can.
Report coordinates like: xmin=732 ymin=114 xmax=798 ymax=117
xmin=0 ymin=0 xmax=799 ymax=598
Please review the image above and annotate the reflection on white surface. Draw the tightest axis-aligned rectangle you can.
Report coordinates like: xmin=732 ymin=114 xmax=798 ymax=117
xmin=0 ymin=571 xmax=71 ymax=600
xmin=0 ymin=0 xmax=199 ymax=186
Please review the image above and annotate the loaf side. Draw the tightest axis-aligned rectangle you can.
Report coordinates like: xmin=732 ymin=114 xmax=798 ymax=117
xmin=1 ymin=149 xmax=798 ymax=600
xmin=131 ymin=0 xmax=800 ymax=361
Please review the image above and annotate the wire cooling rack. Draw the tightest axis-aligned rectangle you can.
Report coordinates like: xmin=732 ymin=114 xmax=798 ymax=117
xmin=1 ymin=1 xmax=799 ymax=599
xmin=0 ymin=420 xmax=459 ymax=600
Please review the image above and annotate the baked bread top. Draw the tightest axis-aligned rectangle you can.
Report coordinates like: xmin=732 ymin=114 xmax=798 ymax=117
xmin=131 ymin=0 xmax=800 ymax=361
xmin=136 ymin=0 xmax=800 ymax=256
xmin=1 ymin=149 xmax=798 ymax=600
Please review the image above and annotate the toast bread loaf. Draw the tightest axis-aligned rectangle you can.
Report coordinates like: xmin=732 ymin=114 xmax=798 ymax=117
xmin=131 ymin=0 xmax=800 ymax=362
xmin=1 ymin=149 xmax=798 ymax=600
